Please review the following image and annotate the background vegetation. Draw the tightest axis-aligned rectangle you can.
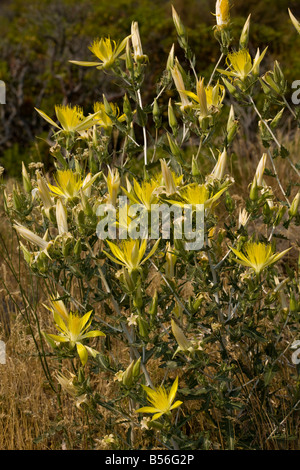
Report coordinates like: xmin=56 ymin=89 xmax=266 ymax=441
xmin=0 ymin=0 xmax=300 ymax=176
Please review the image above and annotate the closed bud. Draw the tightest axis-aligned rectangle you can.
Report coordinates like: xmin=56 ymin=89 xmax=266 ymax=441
xmin=131 ymin=21 xmax=144 ymax=62
xmin=149 ymin=289 xmax=158 ymax=318
xmin=166 ymin=44 xmax=175 ymax=73
xmin=215 ymin=0 xmax=230 ymax=31
xmin=56 ymin=199 xmax=68 ymax=235
xmin=289 ymin=293 xmax=298 ymax=312
xmin=122 ymin=360 xmax=135 ymax=387
xmin=167 ymin=133 xmax=181 ymax=159
xmin=222 ymin=78 xmax=239 ymax=98
xmin=161 ymin=159 xmax=177 ymax=195
xmin=172 ymin=5 xmax=186 ymax=38
xmin=125 ymin=38 xmax=134 ymax=71
xmin=123 ymin=94 xmax=132 ymax=123
xmin=191 ymin=155 xmax=201 ymax=176
xmin=210 ymin=148 xmax=227 ymax=181
xmin=168 ymin=99 xmax=178 ymax=134
xmin=153 ymin=98 xmax=161 ymax=128
xmin=239 ymin=14 xmax=251 ymax=49
xmin=288 ymin=192 xmax=300 ymax=218
xmin=137 ymin=315 xmax=149 ymax=338
xmin=132 ymin=357 xmax=141 ymax=378
xmin=288 ymin=9 xmax=300 ymax=35
xmin=22 ymin=162 xmax=32 ymax=193
xmin=133 ymin=283 xmax=143 ymax=309
xmin=274 ymin=205 xmax=286 ymax=226
xmin=255 ymin=153 xmax=267 ymax=187
xmin=20 ymin=242 xmax=33 ymax=265
xmin=270 ymin=108 xmax=284 ymax=129
xmin=12 ymin=185 xmax=23 ymax=211
xmin=250 ymin=175 xmax=258 ymax=201
xmin=74 ymin=238 xmax=82 ymax=257
xmin=80 ymin=190 xmax=93 ymax=216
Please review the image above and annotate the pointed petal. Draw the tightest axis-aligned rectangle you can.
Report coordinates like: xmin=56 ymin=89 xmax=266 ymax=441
xmin=76 ymin=343 xmax=88 ymax=366
xmin=34 ymin=108 xmax=61 ymax=129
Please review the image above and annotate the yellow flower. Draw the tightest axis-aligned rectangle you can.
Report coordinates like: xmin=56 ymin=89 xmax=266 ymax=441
xmin=168 ymin=183 xmax=228 ymax=209
xmin=122 ymin=178 xmax=162 ymax=211
xmin=43 ymin=296 xmax=69 ymax=323
xmin=104 ymin=166 xmax=120 ymax=206
xmin=93 ymin=101 xmax=126 ymax=131
xmin=136 ymin=376 xmax=182 ymax=421
xmin=46 ymin=309 xmax=105 ymax=366
xmin=35 ymin=105 xmax=98 ymax=133
xmin=158 ymin=160 xmax=183 ymax=196
xmin=180 ymin=78 xmax=225 ymax=120
xmin=47 ymin=169 xmax=100 ymax=200
xmin=218 ymin=48 xmax=268 ymax=81
xmin=104 ymin=238 xmax=160 ymax=273
xmin=230 ymin=242 xmax=291 ymax=275
xmin=69 ymin=36 xmax=129 ymax=69
xmin=215 ymin=0 xmax=230 ymax=30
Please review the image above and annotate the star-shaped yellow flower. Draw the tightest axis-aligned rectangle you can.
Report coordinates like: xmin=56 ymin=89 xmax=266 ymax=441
xmin=136 ymin=376 xmax=182 ymax=421
xmin=230 ymin=241 xmax=291 ymax=275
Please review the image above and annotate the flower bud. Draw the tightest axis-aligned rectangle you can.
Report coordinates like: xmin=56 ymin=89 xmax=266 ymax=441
xmin=215 ymin=0 xmax=230 ymax=31
xmin=239 ymin=14 xmax=251 ymax=49
xmin=22 ymin=162 xmax=32 ymax=194
xmin=172 ymin=5 xmax=187 ymax=38
xmin=153 ymin=98 xmax=161 ymax=128
xmin=168 ymin=99 xmax=178 ymax=135
xmin=56 ymin=199 xmax=68 ymax=235
xmin=210 ymin=148 xmax=227 ymax=181
xmin=288 ymin=192 xmax=300 ymax=218
xmin=161 ymin=159 xmax=176 ymax=195
xmin=149 ymin=289 xmax=158 ymax=319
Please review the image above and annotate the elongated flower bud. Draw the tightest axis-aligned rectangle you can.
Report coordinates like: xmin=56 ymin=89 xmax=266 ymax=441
xmin=210 ymin=148 xmax=227 ymax=180
xmin=196 ymin=78 xmax=208 ymax=117
xmin=22 ymin=162 xmax=32 ymax=193
xmin=161 ymin=159 xmax=176 ymax=195
xmin=166 ymin=43 xmax=175 ymax=73
xmin=255 ymin=153 xmax=267 ymax=187
xmin=172 ymin=5 xmax=186 ymax=38
xmin=56 ymin=199 xmax=68 ymax=235
xmin=13 ymin=223 xmax=49 ymax=250
xmin=168 ymin=98 xmax=178 ymax=134
xmin=149 ymin=289 xmax=158 ymax=318
xmin=37 ymin=176 xmax=53 ymax=209
xmin=239 ymin=14 xmax=251 ymax=49
xmin=288 ymin=192 xmax=300 ymax=218
xmin=165 ymin=242 xmax=177 ymax=279
xmin=215 ymin=0 xmax=230 ymax=30
xmin=131 ymin=21 xmax=144 ymax=62
xmin=171 ymin=59 xmax=191 ymax=111
xmin=289 ymin=9 xmax=300 ymax=35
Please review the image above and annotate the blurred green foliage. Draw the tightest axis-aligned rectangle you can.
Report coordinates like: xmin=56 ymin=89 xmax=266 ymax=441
xmin=0 ymin=0 xmax=299 ymax=176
